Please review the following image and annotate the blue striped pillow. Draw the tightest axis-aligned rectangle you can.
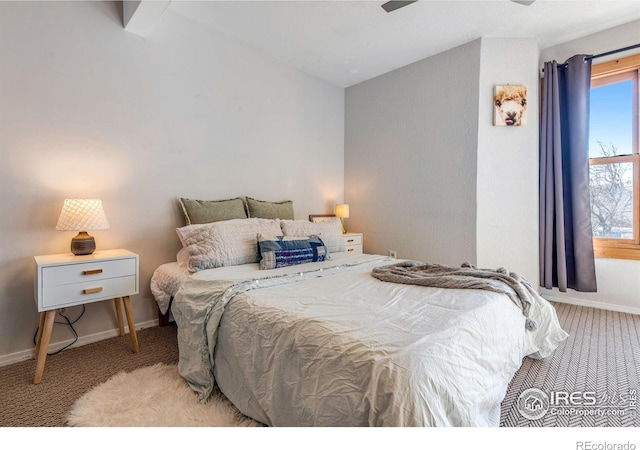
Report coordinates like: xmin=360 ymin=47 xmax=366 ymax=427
xmin=258 ymin=234 xmax=328 ymax=270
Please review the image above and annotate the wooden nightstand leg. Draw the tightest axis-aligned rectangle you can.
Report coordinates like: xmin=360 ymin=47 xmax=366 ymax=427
xmin=34 ymin=310 xmax=56 ymax=384
xmin=34 ymin=312 xmax=47 ymax=358
xmin=122 ymin=296 xmax=139 ymax=353
xmin=114 ymin=297 xmax=125 ymax=336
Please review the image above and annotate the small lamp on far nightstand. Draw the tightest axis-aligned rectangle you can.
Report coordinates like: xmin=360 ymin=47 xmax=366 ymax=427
xmin=335 ymin=203 xmax=349 ymax=234
xmin=56 ymin=199 xmax=110 ymax=255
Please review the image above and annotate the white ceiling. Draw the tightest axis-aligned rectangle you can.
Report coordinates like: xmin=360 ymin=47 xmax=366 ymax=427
xmin=166 ymin=0 xmax=640 ymax=87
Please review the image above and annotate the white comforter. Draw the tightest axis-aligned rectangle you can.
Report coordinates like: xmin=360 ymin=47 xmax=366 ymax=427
xmin=150 ymin=262 xmax=189 ymax=314
xmin=172 ymin=253 xmax=567 ymax=426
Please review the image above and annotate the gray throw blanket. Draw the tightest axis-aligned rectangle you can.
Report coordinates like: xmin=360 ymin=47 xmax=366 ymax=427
xmin=371 ymin=261 xmax=538 ymax=331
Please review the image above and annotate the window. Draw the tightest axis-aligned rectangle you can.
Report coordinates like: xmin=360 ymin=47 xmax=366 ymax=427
xmin=589 ymin=55 xmax=640 ymax=259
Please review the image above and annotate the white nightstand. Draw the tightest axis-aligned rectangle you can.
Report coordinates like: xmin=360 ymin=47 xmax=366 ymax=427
xmin=33 ymin=249 xmax=139 ymax=384
xmin=343 ymin=232 xmax=363 ymax=254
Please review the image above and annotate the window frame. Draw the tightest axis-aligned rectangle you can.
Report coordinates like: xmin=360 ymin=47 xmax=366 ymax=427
xmin=590 ymin=54 xmax=640 ymax=260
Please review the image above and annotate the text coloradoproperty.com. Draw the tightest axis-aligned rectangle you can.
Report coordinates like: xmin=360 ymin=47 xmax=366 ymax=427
xmin=551 ymin=408 xmax=628 ymax=417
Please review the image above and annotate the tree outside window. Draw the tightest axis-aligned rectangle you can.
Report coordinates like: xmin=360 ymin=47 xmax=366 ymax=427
xmin=588 ymin=56 xmax=639 ymax=260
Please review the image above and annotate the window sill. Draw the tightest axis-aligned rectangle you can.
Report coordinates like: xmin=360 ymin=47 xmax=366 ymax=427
xmin=594 ymin=243 xmax=640 ymax=261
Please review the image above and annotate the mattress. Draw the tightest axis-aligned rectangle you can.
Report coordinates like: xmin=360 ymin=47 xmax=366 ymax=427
xmin=172 ymin=253 xmax=568 ymax=426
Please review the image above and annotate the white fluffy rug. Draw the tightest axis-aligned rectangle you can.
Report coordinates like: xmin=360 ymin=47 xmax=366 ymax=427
xmin=67 ymin=363 xmax=263 ymax=427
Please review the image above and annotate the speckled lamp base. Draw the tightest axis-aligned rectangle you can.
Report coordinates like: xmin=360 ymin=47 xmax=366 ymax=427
xmin=71 ymin=231 xmax=96 ymax=255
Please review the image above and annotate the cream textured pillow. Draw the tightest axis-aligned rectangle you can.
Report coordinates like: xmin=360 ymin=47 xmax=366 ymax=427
xmin=176 ymin=223 xmax=208 ymax=247
xmin=182 ymin=218 xmax=282 ymax=273
xmin=280 ymin=218 xmax=345 ymax=253
xmin=176 ymin=248 xmax=189 ymax=267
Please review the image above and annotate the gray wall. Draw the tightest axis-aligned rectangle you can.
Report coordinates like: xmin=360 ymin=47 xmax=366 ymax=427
xmin=345 ymin=39 xmax=482 ymax=265
xmin=345 ymin=37 xmax=540 ymax=286
xmin=0 ymin=1 xmax=345 ymax=362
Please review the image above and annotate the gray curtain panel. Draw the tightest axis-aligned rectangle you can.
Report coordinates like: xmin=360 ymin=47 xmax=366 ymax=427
xmin=539 ymin=55 xmax=597 ymax=292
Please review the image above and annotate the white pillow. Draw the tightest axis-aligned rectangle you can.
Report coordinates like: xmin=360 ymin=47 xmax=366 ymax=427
xmin=176 ymin=223 xmax=207 ymax=247
xmin=176 ymin=248 xmax=189 ymax=268
xmin=280 ymin=218 xmax=345 ymax=253
xmin=182 ymin=218 xmax=282 ymax=273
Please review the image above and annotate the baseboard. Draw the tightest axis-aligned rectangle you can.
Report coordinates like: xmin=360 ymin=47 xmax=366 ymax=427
xmin=542 ymin=292 xmax=640 ymax=316
xmin=0 ymin=318 xmax=159 ymax=368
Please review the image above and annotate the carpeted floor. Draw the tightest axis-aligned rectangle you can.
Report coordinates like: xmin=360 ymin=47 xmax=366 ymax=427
xmin=0 ymin=324 xmax=179 ymax=427
xmin=500 ymin=302 xmax=640 ymax=426
xmin=0 ymin=302 xmax=638 ymax=427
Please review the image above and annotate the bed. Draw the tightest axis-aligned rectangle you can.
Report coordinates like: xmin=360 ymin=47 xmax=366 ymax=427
xmin=150 ymin=256 xmax=189 ymax=325
xmin=151 ymin=199 xmax=568 ymax=426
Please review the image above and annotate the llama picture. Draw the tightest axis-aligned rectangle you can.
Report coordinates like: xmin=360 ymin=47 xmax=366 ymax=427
xmin=494 ymin=85 xmax=527 ymax=126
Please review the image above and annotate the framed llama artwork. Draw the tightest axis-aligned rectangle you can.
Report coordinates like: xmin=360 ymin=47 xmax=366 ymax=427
xmin=493 ymin=85 xmax=527 ymax=126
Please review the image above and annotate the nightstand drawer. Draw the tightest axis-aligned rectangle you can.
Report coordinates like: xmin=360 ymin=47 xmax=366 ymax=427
xmin=41 ymin=275 xmax=137 ymax=309
xmin=343 ymin=235 xmax=363 ymax=246
xmin=41 ymin=258 xmax=136 ymax=287
xmin=342 ymin=232 xmax=363 ymax=254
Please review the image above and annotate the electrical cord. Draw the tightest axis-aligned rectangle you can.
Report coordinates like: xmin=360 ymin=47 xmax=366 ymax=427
xmin=32 ymin=305 xmax=86 ymax=355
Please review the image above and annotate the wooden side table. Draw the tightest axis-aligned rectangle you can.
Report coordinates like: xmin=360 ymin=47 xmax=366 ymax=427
xmin=33 ymin=249 xmax=139 ymax=384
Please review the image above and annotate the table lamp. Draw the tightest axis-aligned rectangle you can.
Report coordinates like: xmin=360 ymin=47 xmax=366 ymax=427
xmin=335 ymin=203 xmax=349 ymax=234
xmin=56 ymin=199 xmax=110 ymax=255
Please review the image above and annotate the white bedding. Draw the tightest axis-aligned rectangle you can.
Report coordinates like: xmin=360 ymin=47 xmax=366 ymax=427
xmin=172 ymin=253 xmax=568 ymax=426
xmin=150 ymin=262 xmax=189 ymax=314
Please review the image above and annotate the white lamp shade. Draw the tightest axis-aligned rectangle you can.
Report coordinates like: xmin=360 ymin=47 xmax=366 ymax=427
xmin=56 ymin=199 xmax=110 ymax=231
xmin=335 ymin=204 xmax=350 ymax=219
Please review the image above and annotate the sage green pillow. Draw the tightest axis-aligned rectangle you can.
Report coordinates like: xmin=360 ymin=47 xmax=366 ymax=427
xmin=246 ymin=197 xmax=294 ymax=220
xmin=180 ymin=197 xmax=248 ymax=225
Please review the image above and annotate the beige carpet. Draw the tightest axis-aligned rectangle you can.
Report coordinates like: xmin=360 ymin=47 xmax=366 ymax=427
xmin=500 ymin=302 xmax=640 ymax=426
xmin=1 ymin=302 xmax=639 ymax=427
xmin=0 ymin=324 xmax=180 ymax=427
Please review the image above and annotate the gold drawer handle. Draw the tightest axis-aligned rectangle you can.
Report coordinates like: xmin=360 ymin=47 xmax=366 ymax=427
xmin=82 ymin=287 xmax=103 ymax=295
xmin=82 ymin=269 xmax=103 ymax=275
xmin=347 ymin=248 xmax=354 ymax=252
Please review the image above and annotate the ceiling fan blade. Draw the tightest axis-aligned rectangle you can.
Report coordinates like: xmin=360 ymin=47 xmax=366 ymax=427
xmin=381 ymin=1 xmax=418 ymax=13
xmin=511 ymin=0 xmax=536 ymax=5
